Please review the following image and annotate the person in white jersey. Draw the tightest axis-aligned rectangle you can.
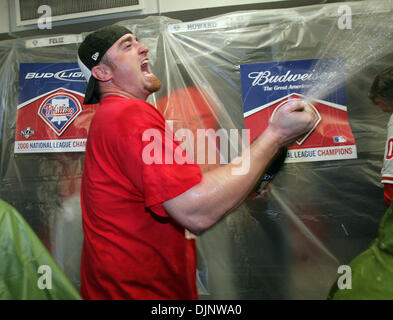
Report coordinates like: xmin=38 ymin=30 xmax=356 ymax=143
xmin=369 ymin=66 xmax=393 ymax=207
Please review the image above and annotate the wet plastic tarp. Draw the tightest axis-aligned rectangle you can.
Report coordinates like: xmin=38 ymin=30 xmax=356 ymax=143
xmin=0 ymin=0 xmax=393 ymax=299
xmin=0 ymin=199 xmax=81 ymax=299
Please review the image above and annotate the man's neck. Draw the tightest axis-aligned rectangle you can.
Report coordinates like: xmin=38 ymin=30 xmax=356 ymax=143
xmin=100 ymin=84 xmax=148 ymax=101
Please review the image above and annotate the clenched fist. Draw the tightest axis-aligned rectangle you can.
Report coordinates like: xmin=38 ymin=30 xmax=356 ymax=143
xmin=268 ymin=99 xmax=315 ymax=146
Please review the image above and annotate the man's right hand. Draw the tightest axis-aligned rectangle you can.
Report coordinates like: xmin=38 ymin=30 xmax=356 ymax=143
xmin=163 ymin=99 xmax=316 ymax=234
xmin=268 ymin=99 xmax=315 ymax=146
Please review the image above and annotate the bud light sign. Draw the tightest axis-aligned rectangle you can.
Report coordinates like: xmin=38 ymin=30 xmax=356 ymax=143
xmin=240 ymin=58 xmax=357 ymax=163
xmin=15 ymin=63 xmax=98 ymax=153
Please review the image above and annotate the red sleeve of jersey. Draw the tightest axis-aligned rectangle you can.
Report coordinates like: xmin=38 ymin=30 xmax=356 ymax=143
xmin=384 ymin=183 xmax=393 ymax=207
xmin=124 ymin=101 xmax=202 ymax=217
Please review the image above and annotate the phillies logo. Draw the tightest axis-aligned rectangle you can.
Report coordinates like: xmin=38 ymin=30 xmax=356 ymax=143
xmin=38 ymin=91 xmax=82 ymax=136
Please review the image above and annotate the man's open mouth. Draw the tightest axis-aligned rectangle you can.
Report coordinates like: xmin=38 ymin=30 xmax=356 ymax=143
xmin=141 ymin=59 xmax=152 ymax=76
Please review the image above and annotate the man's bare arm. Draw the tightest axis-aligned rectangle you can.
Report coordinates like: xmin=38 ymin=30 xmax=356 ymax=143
xmin=163 ymin=100 xmax=314 ymax=234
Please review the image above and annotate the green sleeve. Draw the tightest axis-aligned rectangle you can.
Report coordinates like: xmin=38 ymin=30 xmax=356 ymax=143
xmin=0 ymin=199 xmax=81 ymax=300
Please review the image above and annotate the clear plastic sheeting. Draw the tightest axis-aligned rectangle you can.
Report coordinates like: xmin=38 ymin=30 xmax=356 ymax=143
xmin=0 ymin=1 xmax=393 ymax=299
xmin=0 ymin=38 xmax=86 ymax=291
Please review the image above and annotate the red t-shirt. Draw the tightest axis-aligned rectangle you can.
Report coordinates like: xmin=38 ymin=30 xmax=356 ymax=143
xmin=80 ymin=95 xmax=202 ymax=300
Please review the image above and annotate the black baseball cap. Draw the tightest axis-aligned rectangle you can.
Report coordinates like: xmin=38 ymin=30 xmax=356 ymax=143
xmin=77 ymin=25 xmax=132 ymax=105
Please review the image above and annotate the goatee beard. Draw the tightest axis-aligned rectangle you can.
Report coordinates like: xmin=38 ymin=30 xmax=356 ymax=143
xmin=148 ymin=75 xmax=162 ymax=93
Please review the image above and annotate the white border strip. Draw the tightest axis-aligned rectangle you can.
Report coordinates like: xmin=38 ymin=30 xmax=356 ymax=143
xmin=168 ymin=19 xmax=229 ymax=33
xmin=286 ymin=145 xmax=357 ymax=163
xmin=25 ymin=35 xmax=83 ymax=48
xmin=14 ymin=139 xmax=86 ymax=153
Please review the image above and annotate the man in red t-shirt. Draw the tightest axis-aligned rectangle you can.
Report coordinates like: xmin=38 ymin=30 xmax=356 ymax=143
xmin=77 ymin=25 xmax=314 ymax=299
